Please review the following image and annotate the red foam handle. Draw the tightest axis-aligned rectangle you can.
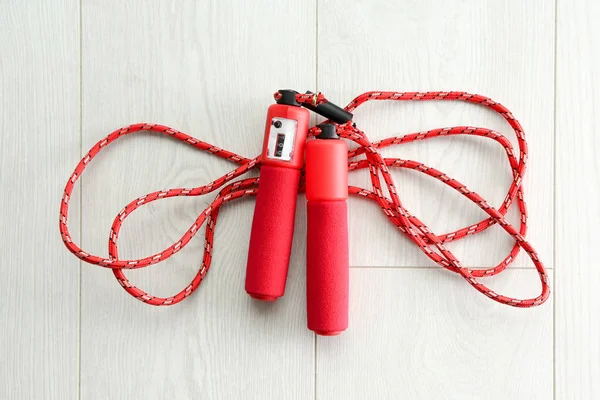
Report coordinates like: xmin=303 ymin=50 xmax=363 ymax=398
xmin=307 ymin=200 xmax=349 ymax=335
xmin=245 ymin=165 xmax=300 ymax=301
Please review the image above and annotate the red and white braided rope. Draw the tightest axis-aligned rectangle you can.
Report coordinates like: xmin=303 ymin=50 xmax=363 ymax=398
xmin=59 ymin=91 xmax=550 ymax=308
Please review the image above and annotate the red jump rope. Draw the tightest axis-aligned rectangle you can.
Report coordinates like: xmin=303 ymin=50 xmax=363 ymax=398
xmin=59 ymin=90 xmax=550 ymax=336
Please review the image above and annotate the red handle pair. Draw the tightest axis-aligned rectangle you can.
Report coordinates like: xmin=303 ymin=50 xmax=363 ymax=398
xmin=245 ymin=101 xmax=349 ymax=335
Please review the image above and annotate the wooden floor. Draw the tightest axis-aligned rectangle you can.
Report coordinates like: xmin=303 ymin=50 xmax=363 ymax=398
xmin=1 ymin=1 xmax=597 ymax=399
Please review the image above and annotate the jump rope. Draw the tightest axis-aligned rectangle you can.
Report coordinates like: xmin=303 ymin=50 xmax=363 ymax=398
xmin=59 ymin=90 xmax=550 ymax=336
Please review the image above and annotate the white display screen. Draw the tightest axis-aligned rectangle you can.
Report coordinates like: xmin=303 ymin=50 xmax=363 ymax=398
xmin=266 ymin=117 xmax=297 ymax=162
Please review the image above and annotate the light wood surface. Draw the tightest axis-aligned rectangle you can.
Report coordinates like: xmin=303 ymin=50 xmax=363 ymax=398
xmin=317 ymin=269 xmax=553 ymax=400
xmin=318 ymin=0 xmax=555 ymax=269
xmin=0 ymin=1 xmax=80 ymax=399
xmin=78 ymin=1 xmax=315 ymax=399
xmin=2 ymin=0 xmax=596 ymax=398
xmin=556 ymin=0 xmax=600 ymax=398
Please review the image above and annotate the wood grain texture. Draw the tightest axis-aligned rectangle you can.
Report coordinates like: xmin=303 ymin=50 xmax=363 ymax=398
xmin=79 ymin=1 xmax=315 ymax=399
xmin=556 ymin=0 xmax=600 ymax=398
xmin=0 ymin=1 xmax=565 ymax=398
xmin=316 ymin=268 xmax=553 ymax=400
xmin=318 ymin=0 xmax=555 ymax=269
xmin=0 ymin=1 xmax=80 ymax=399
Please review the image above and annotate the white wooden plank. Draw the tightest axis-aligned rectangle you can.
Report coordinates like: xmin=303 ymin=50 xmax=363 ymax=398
xmin=318 ymin=0 xmax=555 ymax=269
xmin=556 ymin=0 xmax=600 ymax=398
xmin=0 ymin=1 xmax=80 ymax=399
xmin=79 ymin=1 xmax=315 ymax=399
xmin=316 ymin=269 xmax=553 ymax=400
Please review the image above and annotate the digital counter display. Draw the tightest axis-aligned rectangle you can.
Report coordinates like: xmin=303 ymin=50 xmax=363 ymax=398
xmin=266 ymin=118 xmax=297 ymax=162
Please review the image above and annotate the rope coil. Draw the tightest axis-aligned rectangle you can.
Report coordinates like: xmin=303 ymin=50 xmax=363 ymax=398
xmin=59 ymin=91 xmax=550 ymax=307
